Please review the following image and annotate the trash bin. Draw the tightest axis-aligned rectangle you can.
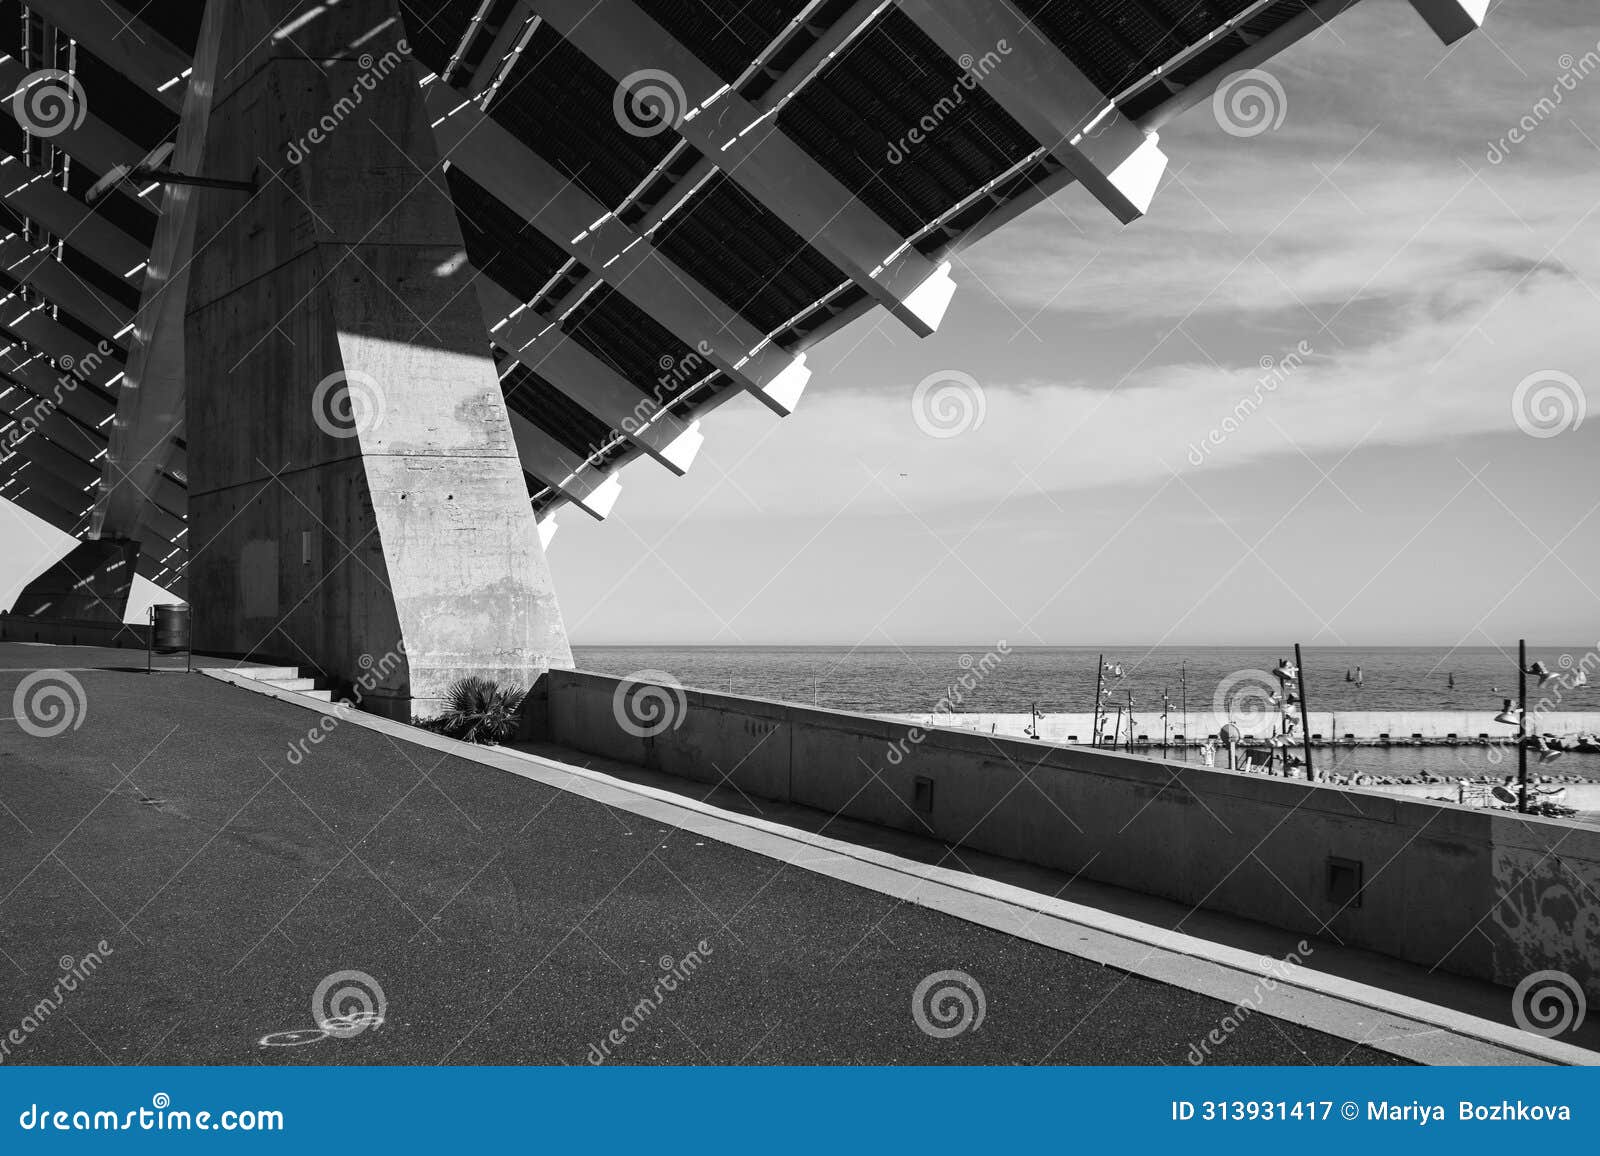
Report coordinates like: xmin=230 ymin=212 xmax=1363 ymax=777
xmin=151 ymin=604 xmax=190 ymax=653
xmin=147 ymin=604 xmax=193 ymax=672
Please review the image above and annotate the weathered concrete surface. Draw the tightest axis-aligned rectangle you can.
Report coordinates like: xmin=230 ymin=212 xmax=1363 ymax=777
xmin=881 ymin=710 xmax=1600 ymax=743
xmin=545 ymin=670 xmax=1600 ymax=1006
xmin=184 ymin=1 xmax=570 ymax=716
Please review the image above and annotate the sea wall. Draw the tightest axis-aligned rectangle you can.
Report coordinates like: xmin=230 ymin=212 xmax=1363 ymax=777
xmin=874 ymin=710 xmax=1600 ymax=744
xmin=541 ymin=669 xmax=1600 ymax=1003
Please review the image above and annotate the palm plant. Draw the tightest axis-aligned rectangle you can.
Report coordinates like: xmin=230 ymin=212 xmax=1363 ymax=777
xmin=438 ymin=676 xmax=526 ymax=744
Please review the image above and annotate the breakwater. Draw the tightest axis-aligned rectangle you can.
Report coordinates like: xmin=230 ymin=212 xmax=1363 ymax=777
xmin=874 ymin=710 xmax=1600 ymax=747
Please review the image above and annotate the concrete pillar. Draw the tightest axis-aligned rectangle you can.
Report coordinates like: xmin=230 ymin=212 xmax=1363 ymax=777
xmin=92 ymin=0 xmax=220 ymax=560
xmin=184 ymin=0 xmax=571 ymax=717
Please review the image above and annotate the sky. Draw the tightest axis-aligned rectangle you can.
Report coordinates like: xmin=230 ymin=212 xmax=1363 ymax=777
xmin=3 ymin=0 xmax=1597 ymax=649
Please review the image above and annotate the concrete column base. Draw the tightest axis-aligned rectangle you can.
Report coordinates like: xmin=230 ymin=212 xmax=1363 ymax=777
xmin=184 ymin=1 xmax=571 ymax=720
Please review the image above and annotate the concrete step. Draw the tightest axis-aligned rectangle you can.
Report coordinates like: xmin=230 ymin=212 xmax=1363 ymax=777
xmin=259 ymin=677 xmax=317 ymax=692
xmin=230 ymin=665 xmax=300 ymax=680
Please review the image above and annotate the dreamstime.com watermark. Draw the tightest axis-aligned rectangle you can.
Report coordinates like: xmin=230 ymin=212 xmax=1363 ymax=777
xmin=1213 ymin=68 xmax=1287 ymax=138
xmin=16 ymin=1094 xmax=284 ymax=1133
xmin=258 ymin=969 xmax=387 ymax=1048
xmin=612 ymin=669 xmax=688 ymax=739
xmin=1485 ymin=644 xmax=1598 ymax=768
xmin=1511 ymin=969 xmax=1587 ymax=1038
xmin=1486 ymin=45 xmax=1600 ymax=164
xmin=597 ymin=340 xmax=715 ymax=454
xmin=586 ymin=941 xmax=714 ymax=1063
xmin=886 ymin=41 xmax=1012 ymax=164
xmin=911 ymin=969 xmax=986 ymax=1039
xmin=9 ymin=68 xmax=86 ymax=138
xmin=282 ymin=645 xmax=405 ymax=764
xmin=887 ymin=642 xmax=1011 ymax=765
xmin=285 ymin=42 xmax=410 ymax=163
xmin=1212 ymin=668 xmax=1286 ymax=735
xmin=912 ymin=369 xmax=986 ymax=439
xmin=1185 ymin=941 xmax=1315 ymax=1063
xmin=1511 ymin=369 xmax=1584 ymax=438
xmin=1187 ymin=340 xmax=1312 ymax=465
xmin=0 ymin=941 xmax=113 ymax=1064
xmin=311 ymin=368 xmax=386 ymax=438
xmin=9 ymin=669 xmax=87 ymax=738
xmin=613 ymin=69 xmax=687 ymax=138
xmin=0 ymin=340 xmax=119 ymax=466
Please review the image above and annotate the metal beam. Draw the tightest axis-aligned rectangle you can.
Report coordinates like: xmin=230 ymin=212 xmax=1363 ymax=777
xmin=24 ymin=0 xmax=189 ymax=113
xmin=532 ymin=0 xmax=956 ymax=337
xmin=0 ymin=54 xmax=158 ymax=214
xmin=423 ymin=78 xmax=811 ymax=416
xmin=505 ymin=401 xmax=622 ymax=520
xmin=897 ymin=0 xmax=1167 ymax=223
xmin=0 ymin=232 xmax=135 ymax=343
xmin=0 ymin=159 xmax=149 ymax=280
xmin=478 ymin=277 xmax=702 ymax=476
xmin=0 ymin=344 xmax=114 ymax=429
xmin=1407 ymin=0 xmax=1488 ymax=44
xmin=0 ymin=297 xmax=125 ymax=391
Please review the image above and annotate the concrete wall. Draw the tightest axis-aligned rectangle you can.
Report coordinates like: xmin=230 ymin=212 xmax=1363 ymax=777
xmin=0 ymin=613 xmax=148 ymax=649
xmin=543 ymin=669 xmax=1600 ymax=1001
xmin=880 ymin=710 xmax=1600 ymax=743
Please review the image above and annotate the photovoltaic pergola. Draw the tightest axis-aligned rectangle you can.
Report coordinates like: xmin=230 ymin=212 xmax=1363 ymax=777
xmin=0 ymin=0 xmax=1485 ymax=714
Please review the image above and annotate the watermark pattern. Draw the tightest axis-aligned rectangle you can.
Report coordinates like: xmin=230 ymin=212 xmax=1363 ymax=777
xmin=586 ymin=941 xmax=713 ymax=1064
xmin=313 ymin=970 xmax=386 ymax=1039
xmin=1511 ymin=369 xmax=1584 ymax=438
xmin=283 ymin=645 xmax=405 ymax=765
xmin=912 ymin=370 xmax=986 ymax=439
xmin=1510 ymin=969 xmax=1586 ymax=1037
xmin=0 ymin=940 xmax=113 ymax=1064
xmin=311 ymin=369 xmax=386 ymax=439
xmin=17 ymin=1094 xmax=283 ymax=1132
xmin=1212 ymin=669 xmax=1281 ymax=734
xmin=606 ymin=341 xmax=714 ymax=450
xmin=262 ymin=969 xmax=388 ymax=1047
xmin=612 ymin=670 xmax=688 ymax=739
xmin=0 ymin=340 xmax=118 ymax=466
xmin=1486 ymin=45 xmax=1600 ymax=164
xmin=911 ymin=969 xmax=986 ymax=1039
xmin=1185 ymin=941 xmax=1315 ymax=1063
xmin=10 ymin=68 xmax=87 ymax=138
xmin=886 ymin=41 xmax=1012 ymax=164
xmin=1213 ymin=69 xmax=1287 ymax=138
xmin=1187 ymin=340 xmax=1312 ymax=465
xmin=887 ymin=642 xmax=1011 ymax=765
xmin=11 ymin=669 xmax=87 ymax=738
xmin=613 ymin=69 xmax=687 ymax=138
xmin=285 ymin=42 xmax=410 ymax=164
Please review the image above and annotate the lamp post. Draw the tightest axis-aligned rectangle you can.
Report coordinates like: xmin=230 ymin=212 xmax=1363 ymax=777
xmin=1295 ymin=643 xmax=1314 ymax=781
xmin=1519 ymin=639 xmax=1529 ymax=814
xmin=1091 ymin=653 xmax=1104 ymax=747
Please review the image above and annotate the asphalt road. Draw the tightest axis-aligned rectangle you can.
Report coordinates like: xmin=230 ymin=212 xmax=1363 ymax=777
xmin=0 ymin=644 xmax=1404 ymax=1065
